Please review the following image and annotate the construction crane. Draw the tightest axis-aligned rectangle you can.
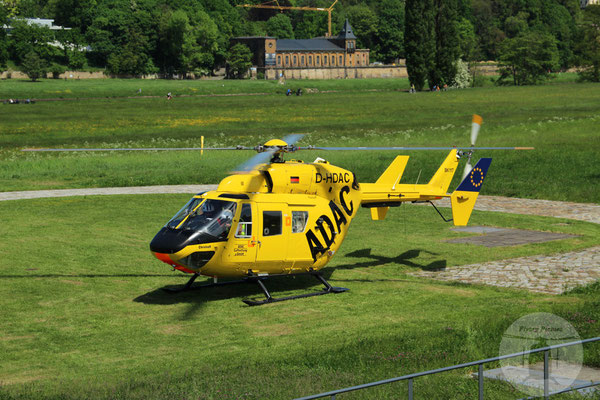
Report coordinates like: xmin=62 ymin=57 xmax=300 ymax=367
xmin=237 ymin=0 xmax=339 ymax=37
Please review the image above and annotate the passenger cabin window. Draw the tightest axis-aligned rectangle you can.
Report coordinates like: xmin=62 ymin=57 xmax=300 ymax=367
xmin=292 ymin=211 xmax=308 ymax=233
xmin=235 ymin=204 xmax=252 ymax=238
xmin=262 ymin=211 xmax=282 ymax=236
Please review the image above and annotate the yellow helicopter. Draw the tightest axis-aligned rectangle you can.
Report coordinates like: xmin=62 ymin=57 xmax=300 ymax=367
xmin=24 ymin=115 xmax=531 ymax=305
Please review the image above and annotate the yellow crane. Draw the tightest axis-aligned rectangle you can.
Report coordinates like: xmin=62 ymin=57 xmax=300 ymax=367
xmin=237 ymin=0 xmax=339 ymax=37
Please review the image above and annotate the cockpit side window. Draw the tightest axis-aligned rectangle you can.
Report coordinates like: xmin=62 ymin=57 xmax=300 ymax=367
xmin=235 ymin=204 xmax=252 ymax=238
xmin=262 ymin=211 xmax=282 ymax=236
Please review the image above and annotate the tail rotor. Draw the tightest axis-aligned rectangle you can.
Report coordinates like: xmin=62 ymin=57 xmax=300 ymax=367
xmin=461 ymin=114 xmax=482 ymax=180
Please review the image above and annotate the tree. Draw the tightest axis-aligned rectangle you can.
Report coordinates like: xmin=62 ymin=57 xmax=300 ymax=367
xmin=431 ymin=0 xmax=460 ymax=87
xmin=575 ymin=5 xmax=600 ymax=82
xmin=496 ymin=31 xmax=559 ymax=85
xmin=8 ymin=19 xmax=56 ymax=64
xmin=21 ymin=51 xmax=47 ymax=81
xmin=0 ymin=4 xmax=8 ymax=70
xmin=405 ymin=0 xmax=435 ymax=90
xmin=107 ymin=27 xmax=155 ymax=76
xmin=266 ymin=14 xmax=294 ymax=39
xmin=539 ymin=0 xmax=577 ymax=70
xmin=346 ymin=5 xmax=379 ymax=56
xmin=49 ymin=0 xmax=96 ymax=34
xmin=456 ymin=17 xmax=478 ymax=61
xmin=67 ymin=50 xmax=86 ymax=69
xmin=227 ymin=43 xmax=252 ymax=79
xmin=374 ymin=0 xmax=405 ymax=63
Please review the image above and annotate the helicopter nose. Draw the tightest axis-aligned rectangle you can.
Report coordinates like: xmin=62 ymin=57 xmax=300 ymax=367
xmin=150 ymin=227 xmax=190 ymax=254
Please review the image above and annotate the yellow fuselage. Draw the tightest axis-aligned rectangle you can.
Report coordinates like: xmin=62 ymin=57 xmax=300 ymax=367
xmin=150 ymin=160 xmax=362 ymax=277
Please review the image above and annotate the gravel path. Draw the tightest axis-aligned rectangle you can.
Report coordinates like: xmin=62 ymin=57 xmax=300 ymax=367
xmin=2 ymin=186 xmax=598 ymax=294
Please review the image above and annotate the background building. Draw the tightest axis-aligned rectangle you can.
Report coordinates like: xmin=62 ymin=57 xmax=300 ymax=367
xmin=231 ymin=20 xmax=378 ymax=79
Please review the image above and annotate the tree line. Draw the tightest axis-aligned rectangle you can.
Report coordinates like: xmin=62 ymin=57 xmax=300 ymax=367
xmin=0 ymin=0 xmax=598 ymax=85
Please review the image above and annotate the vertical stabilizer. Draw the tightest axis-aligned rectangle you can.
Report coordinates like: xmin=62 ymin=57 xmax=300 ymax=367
xmin=376 ymin=155 xmax=409 ymax=187
xmin=426 ymin=149 xmax=460 ymax=194
xmin=451 ymin=158 xmax=492 ymax=226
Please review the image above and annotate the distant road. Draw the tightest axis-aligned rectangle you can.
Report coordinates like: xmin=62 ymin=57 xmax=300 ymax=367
xmin=1 ymin=185 xmax=598 ymax=224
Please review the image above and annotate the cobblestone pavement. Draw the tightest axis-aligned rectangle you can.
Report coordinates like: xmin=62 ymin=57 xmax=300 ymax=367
xmin=411 ymin=196 xmax=600 ymax=294
xmin=2 ymin=186 xmax=599 ymax=294
xmin=412 ymin=247 xmax=600 ymax=294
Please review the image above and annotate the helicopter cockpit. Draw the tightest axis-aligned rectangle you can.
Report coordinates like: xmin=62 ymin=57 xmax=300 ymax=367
xmin=168 ymin=198 xmax=237 ymax=238
xmin=150 ymin=197 xmax=238 ymax=254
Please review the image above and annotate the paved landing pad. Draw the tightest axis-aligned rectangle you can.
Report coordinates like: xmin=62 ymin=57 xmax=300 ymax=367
xmin=474 ymin=362 xmax=599 ymax=396
xmin=448 ymin=227 xmax=577 ymax=247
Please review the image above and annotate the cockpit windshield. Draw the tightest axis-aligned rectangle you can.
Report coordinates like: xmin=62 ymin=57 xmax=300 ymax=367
xmin=166 ymin=197 xmax=205 ymax=229
xmin=166 ymin=198 xmax=237 ymax=242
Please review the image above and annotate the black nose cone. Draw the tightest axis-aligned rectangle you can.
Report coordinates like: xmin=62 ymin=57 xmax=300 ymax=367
xmin=150 ymin=227 xmax=191 ymax=254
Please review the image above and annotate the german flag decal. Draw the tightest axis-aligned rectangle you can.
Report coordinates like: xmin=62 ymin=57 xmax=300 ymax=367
xmin=290 ymin=176 xmax=300 ymax=184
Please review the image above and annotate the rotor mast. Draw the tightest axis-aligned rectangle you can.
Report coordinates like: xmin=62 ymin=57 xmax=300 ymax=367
xmin=237 ymin=0 xmax=339 ymax=37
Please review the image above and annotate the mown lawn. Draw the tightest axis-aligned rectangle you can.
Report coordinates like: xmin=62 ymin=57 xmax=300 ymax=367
xmin=1 ymin=80 xmax=599 ymax=203
xmin=0 ymin=195 xmax=598 ymax=399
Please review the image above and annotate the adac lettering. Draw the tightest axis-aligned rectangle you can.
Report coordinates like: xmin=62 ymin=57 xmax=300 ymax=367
xmin=305 ymin=185 xmax=354 ymax=262
xmin=315 ymin=172 xmax=351 ymax=184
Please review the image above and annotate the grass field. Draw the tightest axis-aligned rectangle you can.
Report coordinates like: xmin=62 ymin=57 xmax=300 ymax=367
xmin=0 ymin=78 xmax=599 ymax=203
xmin=0 ymin=194 xmax=598 ymax=400
xmin=0 ymin=78 xmax=599 ymax=399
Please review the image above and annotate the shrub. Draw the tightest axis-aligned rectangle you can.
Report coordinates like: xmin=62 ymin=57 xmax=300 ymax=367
xmin=50 ymin=63 xmax=66 ymax=79
xmin=452 ymin=59 xmax=471 ymax=89
xmin=21 ymin=51 xmax=47 ymax=82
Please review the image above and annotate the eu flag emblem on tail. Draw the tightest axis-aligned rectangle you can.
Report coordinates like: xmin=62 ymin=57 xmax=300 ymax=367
xmin=456 ymin=158 xmax=492 ymax=192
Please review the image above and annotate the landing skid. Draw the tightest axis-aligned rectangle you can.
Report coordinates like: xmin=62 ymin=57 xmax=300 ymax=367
xmin=242 ymin=272 xmax=349 ymax=306
xmin=163 ymin=271 xmax=349 ymax=306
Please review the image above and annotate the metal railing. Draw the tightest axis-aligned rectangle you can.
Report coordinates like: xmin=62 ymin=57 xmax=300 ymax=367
xmin=294 ymin=337 xmax=600 ymax=400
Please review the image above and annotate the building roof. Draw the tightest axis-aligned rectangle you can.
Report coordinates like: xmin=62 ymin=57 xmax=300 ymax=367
xmin=336 ymin=19 xmax=356 ymax=40
xmin=276 ymin=38 xmax=343 ymax=52
xmin=3 ymin=17 xmax=71 ymax=30
xmin=232 ymin=36 xmax=276 ymax=40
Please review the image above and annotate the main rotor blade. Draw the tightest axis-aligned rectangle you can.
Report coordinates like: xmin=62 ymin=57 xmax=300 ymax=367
xmin=22 ymin=147 xmax=250 ymax=152
xmin=231 ymin=133 xmax=305 ymax=173
xmin=300 ymin=146 xmax=534 ymax=151
xmin=233 ymin=149 xmax=275 ymax=173
xmin=281 ymin=133 xmax=305 ymax=146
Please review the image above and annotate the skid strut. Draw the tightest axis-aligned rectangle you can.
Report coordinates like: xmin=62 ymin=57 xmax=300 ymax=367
xmin=242 ymin=271 xmax=349 ymax=306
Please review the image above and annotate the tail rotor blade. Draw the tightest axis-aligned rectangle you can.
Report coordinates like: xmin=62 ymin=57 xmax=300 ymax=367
xmin=471 ymin=114 xmax=482 ymax=147
xmin=462 ymin=160 xmax=473 ymax=180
